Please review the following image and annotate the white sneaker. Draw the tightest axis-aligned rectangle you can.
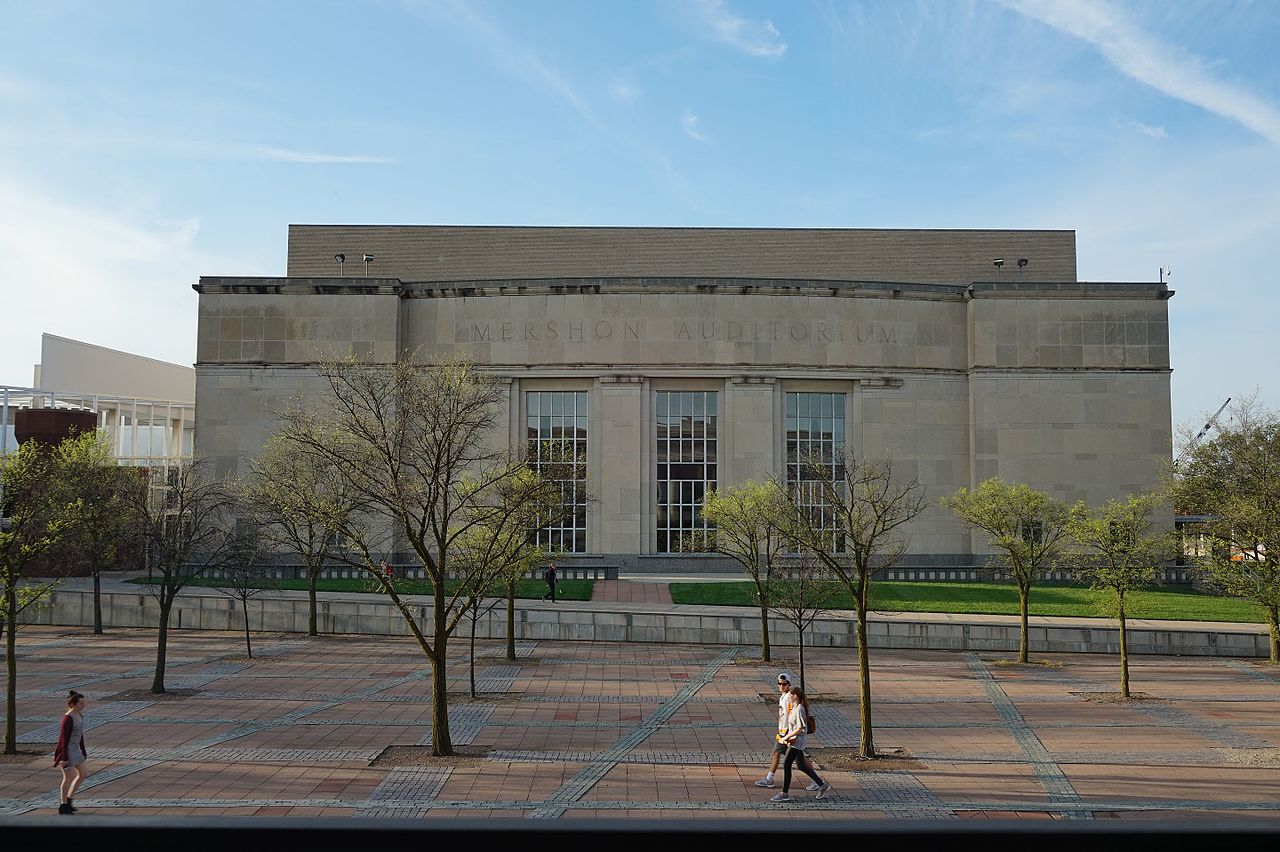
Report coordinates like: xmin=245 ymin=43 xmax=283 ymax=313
xmin=754 ymin=777 xmax=775 ymax=788
xmin=770 ymin=792 xmax=791 ymax=802
xmin=805 ymin=781 xmax=821 ymax=791
xmin=816 ymin=782 xmax=832 ymax=800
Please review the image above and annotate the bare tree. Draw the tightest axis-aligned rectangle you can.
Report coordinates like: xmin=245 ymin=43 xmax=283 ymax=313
xmin=770 ymin=556 xmax=843 ymax=693
xmin=243 ymin=436 xmax=364 ymax=636
xmin=941 ymin=478 xmax=1082 ymax=663
xmin=124 ymin=459 xmax=234 ymax=694
xmin=213 ymin=518 xmax=278 ymax=658
xmin=1067 ymin=492 xmax=1175 ymax=698
xmin=274 ymin=354 xmax=544 ymax=755
xmin=694 ymin=480 xmax=793 ymax=662
xmin=1173 ymin=397 xmax=1280 ymax=663
xmin=1 ymin=441 xmax=81 ymax=754
xmin=788 ymin=453 xmax=926 ymax=758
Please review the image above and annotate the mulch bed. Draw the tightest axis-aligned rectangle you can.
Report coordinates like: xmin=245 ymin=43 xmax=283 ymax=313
xmin=1071 ymin=691 xmax=1165 ymax=704
xmin=988 ymin=658 xmax=1063 ymax=669
xmin=107 ymin=689 xmax=199 ymax=701
xmin=0 ymin=749 xmax=48 ymax=765
xmin=368 ymin=745 xmax=489 ymax=768
xmin=808 ymin=747 xmax=925 ymax=771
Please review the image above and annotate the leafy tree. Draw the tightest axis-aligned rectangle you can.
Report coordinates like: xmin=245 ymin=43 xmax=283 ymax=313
xmin=769 ymin=556 xmax=843 ymax=693
xmin=788 ymin=453 xmax=926 ymax=758
xmin=1068 ymin=492 xmax=1175 ymax=698
xmin=55 ymin=432 xmax=139 ymax=635
xmin=941 ymin=478 xmax=1082 ymax=663
xmin=243 ymin=436 xmax=364 ymax=636
xmin=1174 ymin=399 xmax=1280 ymax=663
xmin=1 ymin=441 xmax=81 ymax=754
xmin=274 ymin=354 xmax=554 ymax=755
xmin=694 ymin=480 xmax=793 ymax=662
xmin=453 ymin=468 xmax=557 ymax=697
xmin=123 ymin=459 xmax=234 ymax=694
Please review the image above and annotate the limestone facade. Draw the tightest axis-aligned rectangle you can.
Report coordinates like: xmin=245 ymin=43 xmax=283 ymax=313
xmin=194 ymin=226 xmax=1173 ymax=570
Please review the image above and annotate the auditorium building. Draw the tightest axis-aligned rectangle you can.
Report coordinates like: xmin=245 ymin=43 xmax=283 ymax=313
xmin=194 ymin=226 xmax=1173 ymax=573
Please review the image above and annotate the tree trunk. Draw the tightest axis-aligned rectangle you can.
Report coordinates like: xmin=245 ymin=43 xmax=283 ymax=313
xmin=856 ymin=575 xmax=874 ymax=758
xmin=469 ymin=602 xmax=478 ymax=699
xmin=1018 ymin=584 xmax=1030 ymax=664
xmin=308 ymin=571 xmax=318 ymax=637
xmin=151 ymin=593 xmax=173 ymax=694
xmin=1118 ymin=593 xmax=1130 ymax=699
xmin=797 ymin=628 xmax=805 ymax=693
xmin=4 ymin=588 xmax=17 ymax=754
xmin=1268 ymin=605 xmax=1278 ymax=665
xmin=92 ymin=568 xmax=103 ymax=635
xmin=242 ymin=596 xmax=253 ymax=658
xmin=506 ymin=579 xmax=516 ymax=662
xmin=759 ymin=604 xmax=771 ymax=663
xmin=429 ymin=571 xmax=453 ymax=756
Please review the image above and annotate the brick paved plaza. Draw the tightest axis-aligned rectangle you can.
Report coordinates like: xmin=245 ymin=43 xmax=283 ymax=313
xmin=3 ymin=625 xmax=1279 ymax=820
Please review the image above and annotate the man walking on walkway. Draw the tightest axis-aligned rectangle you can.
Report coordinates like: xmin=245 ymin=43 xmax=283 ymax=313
xmin=754 ymin=672 xmax=795 ymax=788
xmin=542 ymin=563 xmax=557 ymax=603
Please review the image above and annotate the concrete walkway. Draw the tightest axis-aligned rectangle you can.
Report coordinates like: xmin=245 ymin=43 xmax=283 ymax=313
xmin=590 ymin=580 xmax=673 ymax=605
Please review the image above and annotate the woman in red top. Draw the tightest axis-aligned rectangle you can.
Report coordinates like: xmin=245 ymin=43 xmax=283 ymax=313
xmin=53 ymin=690 xmax=89 ymax=815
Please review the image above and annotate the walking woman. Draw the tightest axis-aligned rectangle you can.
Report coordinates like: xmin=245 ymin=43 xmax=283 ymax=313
xmin=53 ymin=690 xmax=89 ymax=815
xmin=770 ymin=686 xmax=831 ymax=802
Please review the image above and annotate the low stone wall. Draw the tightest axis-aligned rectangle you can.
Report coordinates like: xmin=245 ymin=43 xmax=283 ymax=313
xmin=20 ymin=588 xmax=1270 ymax=658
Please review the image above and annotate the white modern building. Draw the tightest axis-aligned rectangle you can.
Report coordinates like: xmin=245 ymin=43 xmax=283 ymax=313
xmin=0 ymin=333 xmax=195 ymax=467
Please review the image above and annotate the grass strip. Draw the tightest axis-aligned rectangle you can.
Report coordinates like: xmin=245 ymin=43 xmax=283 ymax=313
xmin=668 ymin=580 xmax=1267 ymax=624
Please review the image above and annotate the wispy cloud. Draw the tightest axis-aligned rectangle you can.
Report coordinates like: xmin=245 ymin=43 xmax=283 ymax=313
xmin=1128 ymin=120 xmax=1168 ymax=139
xmin=692 ymin=0 xmax=787 ymax=59
xmin=1003 ymin=0 xmax=1280 ymax=145
xmin=681 ymin=108 xmax=709 ymax=143
xmin=608 ymin=76 xmax=643 ymax=104
xmin=248 ymin=145 xmax=394 ymax=164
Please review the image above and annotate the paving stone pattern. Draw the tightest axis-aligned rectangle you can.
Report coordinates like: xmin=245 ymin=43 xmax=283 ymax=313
xmin=17 ymin=700 xmax=154 ymax=744
xmin=855 ymin=770 xmax=957 ymax=819
xmin=964 ymin=653 xmax=1089 ymax=820
xmin=2 ymin=626 xmax=1278 ymax=821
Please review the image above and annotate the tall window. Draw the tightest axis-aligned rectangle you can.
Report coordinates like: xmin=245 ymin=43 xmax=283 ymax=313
xmin=656 ymin=390 xmax=718 ymax=553
xmin=527 ymin=391 xmax=589 ymax=553
xmin=786 ymin=392 xmax=846 ymax=552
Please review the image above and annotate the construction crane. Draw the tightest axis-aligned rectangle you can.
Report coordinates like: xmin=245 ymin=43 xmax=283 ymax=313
xmin=1174 ymin=397 xmax=1231 ymax=467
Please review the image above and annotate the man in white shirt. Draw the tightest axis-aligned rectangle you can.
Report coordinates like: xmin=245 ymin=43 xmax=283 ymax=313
xmin=753 ymin=672 xmax=796 ymax=788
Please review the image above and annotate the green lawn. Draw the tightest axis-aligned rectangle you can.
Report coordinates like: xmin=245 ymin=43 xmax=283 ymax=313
xmin=126 ymin=576 xmax=593 ymax=601
xmin=668 ymin=580 xmax=1268 ymax=624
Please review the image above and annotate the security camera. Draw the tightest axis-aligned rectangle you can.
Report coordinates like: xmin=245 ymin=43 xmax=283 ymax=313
xmin=993 ymin=258 xmax=1005 ymax=268
xmin=363 ymin=254 xmax=374 ymax=263
xmin=1017 ymin=258 xmax=1029 ymax=268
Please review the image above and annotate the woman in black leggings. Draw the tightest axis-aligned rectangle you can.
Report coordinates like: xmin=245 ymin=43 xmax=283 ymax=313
xmin=770 ymin=686 xmax=832 ymax=802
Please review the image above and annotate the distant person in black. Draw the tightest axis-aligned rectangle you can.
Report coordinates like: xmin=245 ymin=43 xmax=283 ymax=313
xmin=542 ymin=563 xmax=557 ymax=603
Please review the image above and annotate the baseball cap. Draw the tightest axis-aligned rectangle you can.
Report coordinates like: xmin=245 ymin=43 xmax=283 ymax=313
xmin=777 ymin=672 xmax=792 ymax=684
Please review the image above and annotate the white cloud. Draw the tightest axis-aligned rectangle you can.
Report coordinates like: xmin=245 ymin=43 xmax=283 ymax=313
xmin=693 ymin=0 xmax=787 ymax=59
xmin=1129 ymin=120 xmax=1168 ymax=139
xmin=0 ymin=176 xmax=264 ymax=386
xmin=681 ymin=108 xmax=709 ymax=143
xmin=1004 ymin=0 xmax=1280 ymax=145
xmin=246 ymin=145 xmax=394 ymax=164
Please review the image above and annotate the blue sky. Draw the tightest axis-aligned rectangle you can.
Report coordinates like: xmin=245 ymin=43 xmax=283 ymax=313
xmin=1 ymin=0 xmax=1277 ymax=434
